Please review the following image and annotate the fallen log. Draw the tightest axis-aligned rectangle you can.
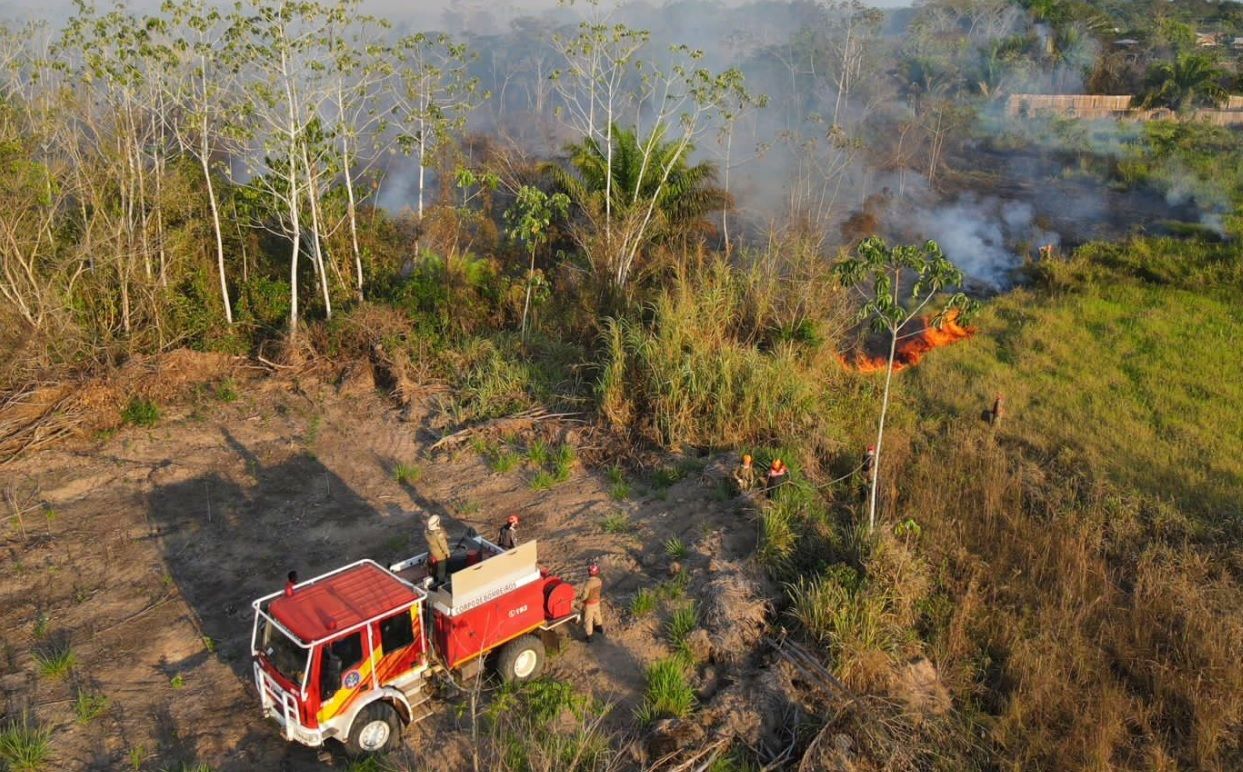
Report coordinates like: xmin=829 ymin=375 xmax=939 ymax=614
xmin=429 ymin=408 xmax=582 ymax=452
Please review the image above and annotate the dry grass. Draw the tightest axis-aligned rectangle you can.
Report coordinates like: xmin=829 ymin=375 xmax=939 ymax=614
xmin=897 ymin=431 xmax=1243 ymax=768
xmin=0 ymin=349 xmax=245 ymax=464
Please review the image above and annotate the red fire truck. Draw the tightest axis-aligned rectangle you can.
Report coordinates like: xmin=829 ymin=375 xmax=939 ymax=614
xmin=250 ymin=532 xmax=579 ymax=756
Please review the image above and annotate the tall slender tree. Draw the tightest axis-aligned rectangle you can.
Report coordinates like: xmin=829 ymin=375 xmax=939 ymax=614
xmin=505 ymin=186 xmax=569 ymax=341
xmin=165 ymin=0 xmax=244 ymax=324
xmin=325 ymin=5 xmax=392 ymax=300
xmin=550 ymin=6 xmax=649 ymax=242
xmin=392 ymin=32 xmax=481 ymax=219
xmin=233 ymin=0 xmax=339 ymax=340
xmin=833 ymin=236 xmax=974 ymax=533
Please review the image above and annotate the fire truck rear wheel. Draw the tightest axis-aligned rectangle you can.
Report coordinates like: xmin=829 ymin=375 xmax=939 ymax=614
xmin=345 ymin=701 xmax=401 ymax=757
xmin=497 ymin=634 xmax=546 ymax=683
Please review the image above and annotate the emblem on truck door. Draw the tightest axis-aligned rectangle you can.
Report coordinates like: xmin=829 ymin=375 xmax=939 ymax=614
xmin=344 ymin=670 xmax=361 ymax=688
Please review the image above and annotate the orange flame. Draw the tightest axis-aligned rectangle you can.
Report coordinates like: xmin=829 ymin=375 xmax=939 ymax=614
xmin=838 ymin=309 xmax=974 ymax=373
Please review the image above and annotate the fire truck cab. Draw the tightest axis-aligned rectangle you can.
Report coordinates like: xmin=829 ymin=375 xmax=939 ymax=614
xmin=250 ymin=533 xmax=579 ymax=756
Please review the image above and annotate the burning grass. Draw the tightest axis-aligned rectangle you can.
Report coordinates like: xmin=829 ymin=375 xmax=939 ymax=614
xmin=837 ymin=309 xmax=975 ymax=373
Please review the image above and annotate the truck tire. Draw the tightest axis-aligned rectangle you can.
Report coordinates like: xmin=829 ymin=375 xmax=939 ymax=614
xmin=344 ymin=700 xmax=401 ymax=757
xmin=496 ymin=634 xmax=545 ymax=684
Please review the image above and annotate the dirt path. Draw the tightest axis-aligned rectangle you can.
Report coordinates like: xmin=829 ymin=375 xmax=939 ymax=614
xmin=0 ymin=378 xmax=759 ymax=770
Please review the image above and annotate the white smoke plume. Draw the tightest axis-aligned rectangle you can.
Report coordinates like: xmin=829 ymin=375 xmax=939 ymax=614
xmin=911 ymin=195 xmax=1060 ymax=287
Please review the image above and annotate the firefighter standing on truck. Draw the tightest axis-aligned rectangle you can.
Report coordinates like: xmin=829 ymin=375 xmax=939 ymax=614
xmin=579 ymin=564 xmax=604 ymax=642
xmin=498 ymin=514 xmax=519 ymax=550
xmin=425 ymin=514 xmax=451 ymax=584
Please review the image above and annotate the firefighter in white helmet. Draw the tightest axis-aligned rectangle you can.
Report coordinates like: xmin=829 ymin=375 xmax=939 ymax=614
xmin=578 ymin=563 xmax=604 ymax=642
xmin=425 ymin=514 xmax=451 ymax=584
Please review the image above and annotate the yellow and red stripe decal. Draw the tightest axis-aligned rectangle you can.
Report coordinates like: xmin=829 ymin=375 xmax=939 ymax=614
xmin=317 ymin=645 xmax=422 ymax=723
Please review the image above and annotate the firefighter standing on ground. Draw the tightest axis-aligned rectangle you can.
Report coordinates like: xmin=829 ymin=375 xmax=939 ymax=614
xmin=765 ymin=458 xmax=788 ymax=498
xmin=425 ymin=515 xmax=451 ymax=583
xmin=498 ymin=515 xmax=519 ymax=550
xmin=579 ymin=564 xmax=604 ymax=642
xmin=859 ymin=445 xmax=876 ymax=501
xmin=733 ymin=454 xmax=756 ymax=494
xmin=989 ymin=394 xmax=1005 ymax=428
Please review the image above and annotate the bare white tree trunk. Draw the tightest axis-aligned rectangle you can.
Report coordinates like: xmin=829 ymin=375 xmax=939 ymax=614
xmin=301 ymin=142 xmax=332 ymax=319
xmin=200 ymin=133 xmax=233 ymax=324
xmin=287 ymin=148 xmax=301 ymax=339
xmin=869 ymin=328 xmax=898 ymax=532
xmin=337 ymin=81 xmax=365 ymax=301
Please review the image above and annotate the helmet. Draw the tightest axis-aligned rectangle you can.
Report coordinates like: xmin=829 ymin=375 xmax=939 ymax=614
xmin=588 ymin=564 xmax=600 ymax=577
xmin=770 ymin=458 xmax=783 ymax=470
xmin=507 ymin=515 xmax=519 ymax=526
xmin=742 ymin=454 xmax=752 ymax=465
xmin=427 ymin=514 xmax=441 ymax=530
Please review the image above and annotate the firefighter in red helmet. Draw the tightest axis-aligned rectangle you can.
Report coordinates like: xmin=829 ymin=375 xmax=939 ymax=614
xmin=579 ymin=563 xmax=604 ymax=642
xmin=498 ymin=514 xmax=520 ymax=550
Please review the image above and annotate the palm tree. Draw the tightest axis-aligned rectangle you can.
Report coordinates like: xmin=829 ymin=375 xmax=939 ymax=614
xmin=546 ymin=123 xmax=729 ymax=244
xmin=1143 ymin=52 xmax=1228 ymax=111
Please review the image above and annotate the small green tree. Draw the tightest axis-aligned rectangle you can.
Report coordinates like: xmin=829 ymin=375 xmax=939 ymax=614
xmin=834 ymin=236 xmax=975 ymax=532
xmin=505 ymin=186 xmax=569 ymax=341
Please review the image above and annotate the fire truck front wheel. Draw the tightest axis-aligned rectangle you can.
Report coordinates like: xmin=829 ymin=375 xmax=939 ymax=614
xmin=345 ymin=701 xmax=402 ymax=757
xmin=497 ymin=634 xmax=546 ymax=683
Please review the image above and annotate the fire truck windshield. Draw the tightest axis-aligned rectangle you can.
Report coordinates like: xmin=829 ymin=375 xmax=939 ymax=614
xmin=261 ymin=619 xmax=308 ymax=686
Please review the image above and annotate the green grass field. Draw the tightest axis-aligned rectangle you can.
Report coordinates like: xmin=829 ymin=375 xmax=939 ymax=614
xmin=911 ymin=242 xmax=1243 ymax=523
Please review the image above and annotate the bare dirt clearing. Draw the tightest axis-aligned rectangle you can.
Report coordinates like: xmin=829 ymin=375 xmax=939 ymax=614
xmin=0 ymin=374 xmax=790 ymax=770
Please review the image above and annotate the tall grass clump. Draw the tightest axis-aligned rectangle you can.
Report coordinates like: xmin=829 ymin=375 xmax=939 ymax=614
xmin=787 ymin=570 xmax=898 ymax=689
xmin=0 ymin=715 xmax=52 ymax=771
xmin=440 ymin=335 xmax=586 ymax=425
xmin=392 ymin=462 xmax=422 ymax=485
xmin=630 ymin=588 xmax=658 ymax=617
xmin=121 ymin=397 xmax=160 ymax=427
xmin=600 ymin=512 xmax=631 ymax=534
xmin=606 ymin=465 xmax=631 ymax=500
xmin=73 ymin=690 xmax=110 ymax=724
xmin=550 ymin=444 xmax=576 ymax=481
xmin=32 ymin=641 xmax=76 ymax=680
xmin=526 ymin=439 xmax=550 ymax=467
xmin=636 ymin=657 xmax=696 ymax=723
xmin=598 ymin=254 xmax=851 ymax=448
xmin=666 ymin=602 xmax=699 ymax=653
xmin=489 ymin=447 xmax=521 ymax=473
xmin=483 ymin=678 xmax=614 ymax=771
xmin=529 ymin=470 xmax=557 ymax=491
